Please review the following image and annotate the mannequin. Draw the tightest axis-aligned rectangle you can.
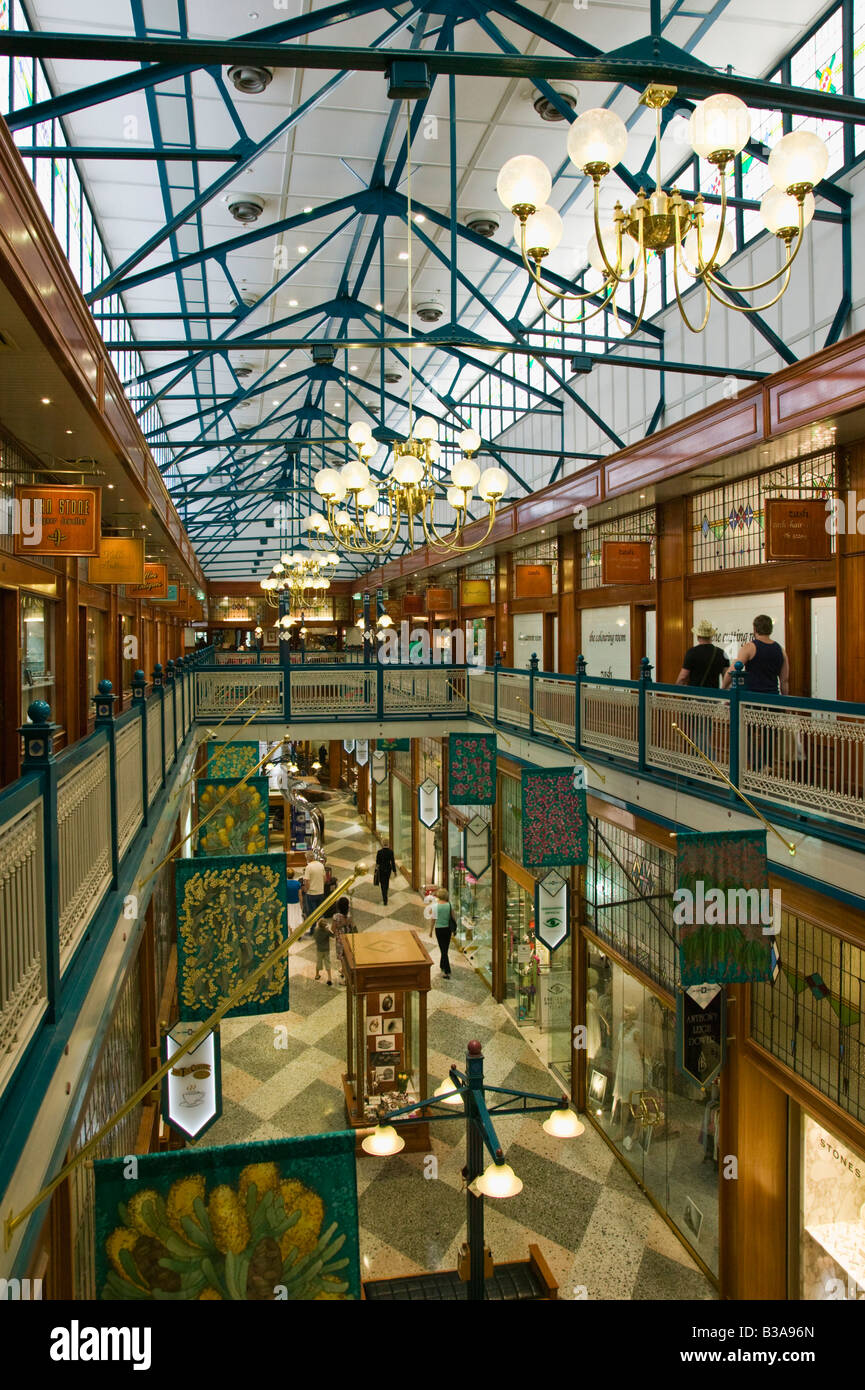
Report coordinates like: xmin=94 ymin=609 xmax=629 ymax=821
xmin=612 ymin=1003 xmax=643 ymax=1125
xmin=586 ymin=988 xmax=602 ymax=1059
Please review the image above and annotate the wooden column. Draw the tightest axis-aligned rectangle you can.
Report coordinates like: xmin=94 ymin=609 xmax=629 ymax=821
xmin=655 ymin=498 xmax=688 ymax=685
xmin=558 ymin=531 xmax=578 ymax=672
xmin=837 ymin=441 xmax=865 ymax=702
xmin=496 ymin=552 xmax=512 ymax=664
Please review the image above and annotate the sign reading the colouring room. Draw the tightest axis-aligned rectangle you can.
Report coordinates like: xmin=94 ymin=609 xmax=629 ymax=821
xmin=87 ymin=535 xmax=146 ymax=585
xmin=13 ymin=484 xmax=101 ymax=556
xmin=125 ymin=562 xmax=168 ymax=600
xmin=764 ymin=498 xmax=832 ymax=562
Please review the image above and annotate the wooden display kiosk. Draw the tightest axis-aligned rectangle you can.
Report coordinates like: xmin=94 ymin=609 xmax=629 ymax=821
xmin=342 ymin=930 xmax=432 ymax=1153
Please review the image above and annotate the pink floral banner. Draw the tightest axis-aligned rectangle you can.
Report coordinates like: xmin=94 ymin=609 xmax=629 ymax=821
xmin=521 ymin=768 xmax=588 ymax=867
xmin=448 ymin=733 xmax=496 ymax=805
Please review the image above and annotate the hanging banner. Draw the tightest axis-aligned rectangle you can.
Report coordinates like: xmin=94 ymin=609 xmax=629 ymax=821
xmin=343 ymin=739 xmax=356 ymax=755
xmin=205 ymin=740 xmax=260 ymax=779
xmin=196 ymin=777 xmax=269 ymax=856
xmin=162 ymin=1021 xmax=222 ymax=1142
xmin=126 ymin=562 xmax=168 ymax=600
xmin=418 ymin=777 xmax=440 ymax=828
xmin=402 ymin=592 xmax=424 ymax=616
xmin=463 ymin=815 xmax=492 ymax=878
xmin=601 ymin=540 xmax=652 ymax=585
xmin=175 ymin=855 xmax=289 ymax=1021
xmin=765 ymin=498 xmax=831 ymax=562
xmin=675 ymin=829 xmax=775 ymax=985
xmin=94 ymin=1130 xmax=360 ymax=1301
xmin=448 ymin=733 xmax=496 ymax=805
xmin=376 ymin=738 xmax=409 ymax=752
xmin=88 ymin=535 xmax=145 ymax=585
xmin=460 ymin=579 xmax=491 ymax=606
xmin=355 ymin=739 xmax=369 ymax=767
xmin=521 ymin=768 xmax=588 ymax=868
xmin=676 ymin=984 xmax=726 ymax=1088
xmin=371 ymin=750 xmax=387 ymax=785
xmin=534 ymin=870 xmax=570 ymax=951
xmin=13 ymin=483 xmax=101 ymax=556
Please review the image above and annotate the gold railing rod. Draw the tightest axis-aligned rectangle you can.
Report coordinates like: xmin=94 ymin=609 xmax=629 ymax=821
xmin=670 ymin=722 xmax=796 ymax=855
xmin=445 ymin=679 xmax=515 ymax=748
xmin=514 ymin=696 xmax=606 ymax=784
xmin=3 ymin=865 xmax=368 ymax=1251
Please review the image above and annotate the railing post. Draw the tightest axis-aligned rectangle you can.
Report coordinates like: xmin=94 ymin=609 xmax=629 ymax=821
xmin=529 ymin=652 xmax=539 ymax=737
xmin=638 ymin=656 xmax=652 ymax=775
xmin=376 ymin=658 xmax=385 ymax=720
xmin=175 ymin=655 xmax=185 ymax=735
xmin=152 ymin=664 xmax=167 ymax=787
xmin=20 ymin=701 xmax=61 ymax=1020
xmin=93 ymin=678 xmax=120 ymax=885
xmin=132 ymin=668 xmax=149 ymax=825
xmin=729 ymin=660 xmax=744 ymax=794
xmin=165 ymin=660 xmax=177 ymax=763
xmin=575 ymin=654 xmax=586 ymax=751
xmin=493 ymin=650 xmax=501 ymax=726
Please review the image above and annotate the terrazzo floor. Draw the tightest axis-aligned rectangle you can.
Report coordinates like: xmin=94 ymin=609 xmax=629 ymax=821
xmin=197 ymin=790 xmax=716 ymax=1301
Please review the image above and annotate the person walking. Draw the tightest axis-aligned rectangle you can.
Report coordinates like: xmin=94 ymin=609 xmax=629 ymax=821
xmin=374 ymin=840 xmax=397 ymax=906
xmin=431 ymin=888 xmax=455 ymax=980
xmin=313 ymin=915 xmax=334 ymax=985
xmin=330 ymin=895 xmax=354 ymax=983
xmin=676 ymin=619 xmax=730 ymax=688
xmin=303 ymin=852 xmax=326 ymax=936
xmin=285 ymin=869 xmax=303 ymax=933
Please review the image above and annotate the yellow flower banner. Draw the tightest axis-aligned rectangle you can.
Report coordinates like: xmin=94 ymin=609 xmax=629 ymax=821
xmin=206 ymin=740 xmax=260 ymax=780
xmin=175 ymin=856 xmax=289 ymax=1021
xmin=196 ymin=777 xmax=269 ymax=856
xmin=94 ymin=1132 xmax=360 ymax=1300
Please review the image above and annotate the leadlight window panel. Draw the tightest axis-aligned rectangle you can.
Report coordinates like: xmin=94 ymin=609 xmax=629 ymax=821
xmin=421 ymin=736 xmax=442 ymax=785
xmin=690 ymin=450 xmax=836 ymax=573
xmin=512 ymin=537 xmax=559 ymax=595
xmin=500 ymin=772 xmax=521 ymax=860
xmin=586 ymin=819 xmax=677 ymax=992
xmin=856 ymin=0 xmax=865 ymax=155
xmin=580 ymin=506 xmax=657 ymax=589
xmin=789 ymin=7 xmax=846 ymax=176
xmin=462 ymin=555 xmax=495 ymax=582
xmin=751 ymin=913 xmax=864 ymax=1125
xmin=391 ymin=747 xmax=411 ymax=780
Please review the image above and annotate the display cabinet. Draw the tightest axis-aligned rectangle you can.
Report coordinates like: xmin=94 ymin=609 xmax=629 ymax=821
xmin=342 ymin=930 xmax=432 ymax=1153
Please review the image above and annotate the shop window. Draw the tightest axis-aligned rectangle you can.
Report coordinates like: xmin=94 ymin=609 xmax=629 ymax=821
xmin=500 ymin=773 xmax=521 ymax=860
xmin=21 ymin=592 xmax=55 ymax=720
xmin=503 ymin=872 xmax=571 ymax=1087
xmin=795 ymin=1109 xmax=865 ymax=1300
xmin=691 ymin=449 xmax=836 ymax=574
xmin=85 ymin=608 xmax=106 ymax=701
xmin=391 ymin=776 xmax=413 ymax=866
xmin=752 ymin=912 xmax=865 ymax=1126
xmin=586 ymin=819 xmax=677 ymax=993
xmin=586 ymin=944 xmax=720 ymax=1277
xmin=448 ymin=812 xmax=492 ymax=987
xmin=581 ymin=507 xmax=656 ymax=591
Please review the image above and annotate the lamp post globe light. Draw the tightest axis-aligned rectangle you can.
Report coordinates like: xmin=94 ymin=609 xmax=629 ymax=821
xmin=361 ymin=1040 xmax=581 ymax=1300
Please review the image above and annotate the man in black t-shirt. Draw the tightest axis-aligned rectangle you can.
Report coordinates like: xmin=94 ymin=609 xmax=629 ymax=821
xmin=676 ymin=619 xmax=730 ymax=688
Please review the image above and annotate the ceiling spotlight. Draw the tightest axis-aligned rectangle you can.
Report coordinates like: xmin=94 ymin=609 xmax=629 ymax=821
xmin=463 ymin=210 xmax=500 ymax=238
xmin=415 ymin=297 xmax=443 ymax=323
xmin=227 ymin=64 xmax=273 ymax=95
xmin=414 ymin=213 xmax=425 ymax=224
xmin=224 ymin=192 xmax=265 ymax=223
xmin=41 ymin=397 xmax=51 ymax=405
xmin=297 ymin=244 xmax=309 ymax=254
xmin=375 ymin=302 xmax=383 ymax=312
xmin=398 ymin=251 xmax=409 ymax=260
xmin=532 ymin=80 xmax=579 ymax=122
xmin=288 ymin=298 xmax=298 ymax=307
xmin=303 ymin=205 xmax=313 ymax=213
xmin=229 ymin=292 xmax=260 ymax=311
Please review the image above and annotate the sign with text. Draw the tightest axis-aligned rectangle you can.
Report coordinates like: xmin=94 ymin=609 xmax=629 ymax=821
xmin=676 ymin=984 xmax=726 ymax=1087
xmin=162 ymin=1021 xmax=222 ymax=1142
xmin=580 ymin=604 xmax=630 ymax=680
xmin=14 ymin=484 xmax=101 ymax=555
xmin=126 ymin=562 xmax=168 ymax=600
xmin=355 ymin=738 xmax=369 ymax=767
xmin=601 ymin=540 xmax=652 ymax=585
xmin=371 ymin=750 xmax=387 ymax=784
xmin=426 ymin=586 xmax=455 ymax=613
xmin=418 ymin=777 xmax=440 ymax=828
xmin=514 ymin=563 xmax=552 ymax=598
xmin=88 ymin=535 xmax=145 ymax=585
xmin=765 ymin=498 xmax=831 ymax=561
xmin=463 ymin=815 xmax=492 ymax=878
xmin=460 ymin=578 xmax=491 ymax=606
xmin=402 ymin=592 xmax=425 ymax=616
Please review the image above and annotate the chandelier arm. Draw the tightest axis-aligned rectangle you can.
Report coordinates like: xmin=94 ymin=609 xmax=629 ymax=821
xmin=421 ymin=505 xmax=465 ymax=550
xmin=532 ymin=276 xmax=613 ymax=325
xmin=701 ymin=263 xmax=795 ymax=316
xmin=591 ymin=179 xmax=627 ymax=282
xmin=671 ymin=242 xmax=713 ymax=334
xmin=425 ymin=503 xmax=498 ymax=556
xmin=519 ymin=222 xmax=614 ymax=306
xmin=702 ymin=219 xmax=804 ymax=295
xmin=610 ymin=244 xmax=650 ymax=340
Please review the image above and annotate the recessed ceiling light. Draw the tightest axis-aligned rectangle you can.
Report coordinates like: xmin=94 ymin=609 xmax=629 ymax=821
xmin=398 ymin=251 xmax=409 ymax=260
xmin=414 ymin=213 xmax=425 ymax=224
xmin=108 ymin=483 xmax=114 ymax=489
xmin=289 ymin=299 xmax=298 ymax=307
xmin=303 ymin=205 xmax=313 ymax=214
xmin=41 ymin=397 xmax=51 ymax=405
xmin=65 ymin=428 xmax=74 ymax=434
xmin=297 ymin=244 xmax=308 ymax=254
xmin=375 ymin=303 xmax=383 ymax=311
xmin=272 ymin=398 xmax=280 ymax=405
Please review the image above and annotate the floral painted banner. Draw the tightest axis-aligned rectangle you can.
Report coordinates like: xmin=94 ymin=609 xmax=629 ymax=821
xmin=196 ymin=777 xmax=269 ymax=856
xmin=448 ymin=733 xmax=496 ymax=805
xmin=94 ymin=1131 xmax=360 ymax=1300
xmin=520 ymin=768 xmax=588 ymax=867
xmin=675 ymin=829 xmax=774 ymax=985
xmin=206 ymin=741 xmax=261 ymax=780
xmin=376 ymin=738 xmax=409 ymax=752
xmin=176 ymin=855 xmax=289 ymax=1021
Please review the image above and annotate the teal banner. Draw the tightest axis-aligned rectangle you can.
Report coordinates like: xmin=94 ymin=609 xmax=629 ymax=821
xmin=94 ymin=1131 xmax=360 ymax=1300
xmin=376 ymin=738 xmax=409 ymax=752
xmin=675 ymin=829 xmax=775 ymax=985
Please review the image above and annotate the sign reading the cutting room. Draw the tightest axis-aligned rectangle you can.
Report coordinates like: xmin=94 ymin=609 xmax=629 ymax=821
xmin=764 ymin=498 xmax=831 ymax=562
xmin=88 ymin=536 xmax=145 ymax=585
xmin=601 ymin=540 xmax=651 ymax=585
xmin=125 ymin=562 xmax=168 ymax=600
xmin=13 ymin=484 xmax=101 ymax=556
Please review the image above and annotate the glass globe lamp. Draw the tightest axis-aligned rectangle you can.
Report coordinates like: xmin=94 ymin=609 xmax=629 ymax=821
xmin=688 ymin=93 xmax=751 ymax=164
xmin=414 ymin=415 xmax=438 ymax=441
xmin=478 ymin=466 xmax=507 ymax=500
xmin=394 ymin=455 xmax=424 ymax=485
xmin=567 ymin=108 xmax=628 ymax=175
xmin=348 ymin=420 xmax=373 ymax=446
xmin=341 ymin=459 xmax=370 ymax=492
xmin=357 ymin=485 xmax=379 ymax=509
xmin=760 ymin=186 xmax=815 ymax=237
xmin=314 ymin=467 xmax=341 ymax=499
xmin=768 ymin=129 xmax=829 ymax=193
xmin=496 ymin=154 xmax=552 ymax=216
xmin=458 ymin=426 xmax=481 ymax=456
xmin=334 ymin=508 xmax=352 ymax=528
xmin=451 ymin=458 xmax=480 ymax=489
xmin=682 ymin=218 xmax=735 ymax=269
xmin=514 ymin=205 xmax=563 ymax=259
xmin=468 ymin=1160 xmax=522 ymax=1199
xmin=447 ymin=485 xmax=469 ymax=509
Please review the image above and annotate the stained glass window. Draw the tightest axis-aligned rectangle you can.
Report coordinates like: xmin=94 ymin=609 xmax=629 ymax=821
xmin=789 ymin=7 xmax=846 ymax=175
xmin=855 ymin=0 xmax=865 ymax=156
xmin=581 ymin=506 xmax=657 ymax=590
xmin=742 ymin=80 xmax=785 ymax=243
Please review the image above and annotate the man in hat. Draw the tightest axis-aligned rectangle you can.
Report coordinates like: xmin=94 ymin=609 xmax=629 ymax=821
xmin=676 ymin=619 xmax=730 ymax=688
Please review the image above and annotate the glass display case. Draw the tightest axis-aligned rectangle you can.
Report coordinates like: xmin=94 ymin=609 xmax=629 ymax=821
xmin=795 ymin=1110 xmax=865 ymax=1301
xmin=342 ymin=930 xmax=432 ymax=1153
xmin=21 ymin=592 xmax=55 ymax=719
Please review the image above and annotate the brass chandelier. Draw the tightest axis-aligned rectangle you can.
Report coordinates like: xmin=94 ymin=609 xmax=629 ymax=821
xmin=259 ymin=551 xmax=336 ymax=640
xmin=497 ymin=86 xmax=829 ymax=336
xmin=305 ymin=102 xmax=508 ymax=558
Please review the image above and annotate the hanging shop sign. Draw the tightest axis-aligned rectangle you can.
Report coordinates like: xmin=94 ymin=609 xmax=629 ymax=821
xmin=460 ymin=578 xmax=491 ymax=606
xmin=418 ymin=777 xmax=440 ymax=828
xmin=601 ymin=540 xmax=652 ymax=586
xmin=126 ymin=562 xmax=168 ymax=600
xmin=426 ymin=586 xmax=454 ymax=612
xmin=152 ymin=582 xmax=180 ymax=604
xmin=521 ymin=767 xmax=588 ymax=868
xmin=675 ymin=829 xmax=775 ymax=985
xmin=765 ymin=498 xmax=831 ymax=562
xmin=463 ymin=815 xmax=492 ymax=878
xmin=87 ymin=535 xmax=145 ymax=585
xmin=355 ymin=738 xmax=369 ymax=767
xmin=371 ymin=750 xmax=387 ymax=785
xmin=13 ymin=484 xmax=101 ymax=556
xmin=343 ymin=739 xmax=356 ymax=754
xmin=676 ymin=984 xmax=726 ymax=1088
xmin=402 ymin=592 xmax=424 ymax=616
xmin=514 ymin=563 xmax=552 ymax=598
xmin=161 ymin=1021 xmax=222 ymax=1142
xmin=534 ymin=870 xmax=570 ymax=951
